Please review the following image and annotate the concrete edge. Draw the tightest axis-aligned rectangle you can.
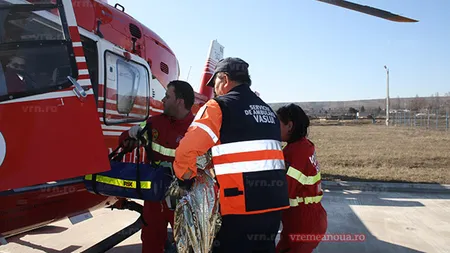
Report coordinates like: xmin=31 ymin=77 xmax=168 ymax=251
xmin=322 ymin=180 xmax=450 ymax=194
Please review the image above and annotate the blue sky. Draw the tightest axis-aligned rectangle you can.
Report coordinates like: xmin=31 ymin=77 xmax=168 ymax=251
xmin=120 ymin=0 xmax=449 ymax=103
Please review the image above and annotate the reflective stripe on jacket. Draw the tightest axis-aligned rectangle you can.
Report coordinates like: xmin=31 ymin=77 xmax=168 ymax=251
xmin=174 ymin=85 xmax=290 ymax=216
xmin=119 ymin=113 xmax=194 ymax=165
xmin=283 ymin=138 xmax=323 ymax=207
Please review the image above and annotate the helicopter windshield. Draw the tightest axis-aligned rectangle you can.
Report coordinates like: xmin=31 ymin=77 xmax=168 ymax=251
xmin=0 ymin=0 xmax=77 ymax=101
xmin=0 ymin=0 xmax=64 ymax=43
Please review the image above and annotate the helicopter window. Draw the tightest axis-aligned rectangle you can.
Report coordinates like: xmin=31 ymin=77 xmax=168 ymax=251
xmin=0 ymin=1 xmax=65 ymax=44
xmin=103 ymin=50 xmax=150 ymax=125
xmin=0 ymin=44 xmax=75 ymax=100
xmin=80 ymin=35 xmax=98 ymax=104
xmin=0 ymin=1 xmax=77 ymax=102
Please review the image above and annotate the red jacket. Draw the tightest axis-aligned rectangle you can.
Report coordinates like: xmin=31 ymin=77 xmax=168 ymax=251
xmin=118 ymin=113 xmax=195 ymax=164
xmin=283 ymin=137 xmax=323 ymax=206
xmin=281 ymin=137 xmax=326 ymax=232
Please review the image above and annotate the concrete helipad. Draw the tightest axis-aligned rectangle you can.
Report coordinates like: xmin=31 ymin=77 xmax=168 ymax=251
xmin=0 ymin=188 xmax=449 ymax=253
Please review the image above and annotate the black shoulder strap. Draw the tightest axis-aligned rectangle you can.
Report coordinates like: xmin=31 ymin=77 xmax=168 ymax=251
xmin=135 ymin=137 xmax=143 ymax=199
xmin=142 ymin=122 xmax=153 ymax=163
xmin=135 ymin=125 xmax=150 ymax=200
xmin=91 ymin=174 xmax=99 ymax=194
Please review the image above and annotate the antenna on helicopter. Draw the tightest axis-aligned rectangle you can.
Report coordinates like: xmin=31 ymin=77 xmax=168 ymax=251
xmin=186 ymin=66 xmax=192 ymax=82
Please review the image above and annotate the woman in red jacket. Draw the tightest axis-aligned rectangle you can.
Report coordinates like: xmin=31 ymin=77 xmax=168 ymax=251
xmin=275 ymin=103 xmax=328 ymax=253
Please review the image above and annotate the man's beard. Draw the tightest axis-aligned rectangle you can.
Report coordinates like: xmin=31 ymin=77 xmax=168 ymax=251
xmin=164 ymin=106 xmax=175 ymax=117
xmin=163 ymin=107 xmax=170 ymax=115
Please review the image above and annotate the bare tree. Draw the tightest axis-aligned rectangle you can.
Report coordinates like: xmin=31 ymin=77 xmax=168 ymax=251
xmin=434 ymin=92 xmax=441 ymax=110
xmin=392 ymin=96 xmax=401 ymax=110
xmin=410 ymin=94 xmax=426 ymax=111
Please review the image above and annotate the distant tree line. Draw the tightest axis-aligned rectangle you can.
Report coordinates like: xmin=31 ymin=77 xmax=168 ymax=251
xmin=269 ymin=92 xmax=450 ymax=118
xmin=403 ymin=92 xmax=450 ymax=112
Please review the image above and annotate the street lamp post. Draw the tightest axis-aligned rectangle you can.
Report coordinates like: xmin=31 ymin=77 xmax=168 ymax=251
xmin=384 ymin=65 xmax=390 ymax=126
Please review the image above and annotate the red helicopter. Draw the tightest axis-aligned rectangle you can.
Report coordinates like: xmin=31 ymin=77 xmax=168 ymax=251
xmin=0 ymin=0 xmax=417 ymax=250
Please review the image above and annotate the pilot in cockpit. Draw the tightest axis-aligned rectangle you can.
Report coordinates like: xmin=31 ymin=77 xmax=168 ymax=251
xmin=0 ymin=56 xmax=36 ymax=95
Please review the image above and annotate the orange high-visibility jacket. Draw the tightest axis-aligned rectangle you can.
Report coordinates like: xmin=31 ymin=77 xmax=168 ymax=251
xmin=173 ymin=85 xmax=290 ymax=216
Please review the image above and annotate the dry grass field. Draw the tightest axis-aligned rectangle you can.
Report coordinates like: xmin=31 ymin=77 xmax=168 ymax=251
xmin=307 ymin=122 xmax=450 ymax=184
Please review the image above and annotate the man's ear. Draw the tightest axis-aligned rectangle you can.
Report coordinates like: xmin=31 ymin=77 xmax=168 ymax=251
xmin=177 ymin=98 xmax=185 ymax=108
xmin=223 ymin=73 xmax=229 ymax=83
xmin=222 ymin=74 xmax=232 ymax=90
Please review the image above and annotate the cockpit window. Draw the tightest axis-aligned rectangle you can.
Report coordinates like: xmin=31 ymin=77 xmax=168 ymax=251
xmin=0 ymin=45 xmax=74 ymax=98
xmin=0 ymin=1 xmax=64 ymax=44
xmin=0 ymin=0 xmax=77 ymax=101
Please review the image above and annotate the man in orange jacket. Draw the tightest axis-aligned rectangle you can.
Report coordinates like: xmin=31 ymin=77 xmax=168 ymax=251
xmin=172 ymin=57 xmax=290 ymax=253
xmin=118 ymin=80 xmax=195 ymax=253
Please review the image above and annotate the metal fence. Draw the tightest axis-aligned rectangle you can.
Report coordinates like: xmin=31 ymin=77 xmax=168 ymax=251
xmin=389 ymin=108 xmax=450 ymax=131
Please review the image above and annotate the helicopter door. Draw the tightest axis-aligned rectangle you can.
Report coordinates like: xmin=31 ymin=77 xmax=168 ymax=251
xmin=0 ymin=0 xmax=110 ymax=191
